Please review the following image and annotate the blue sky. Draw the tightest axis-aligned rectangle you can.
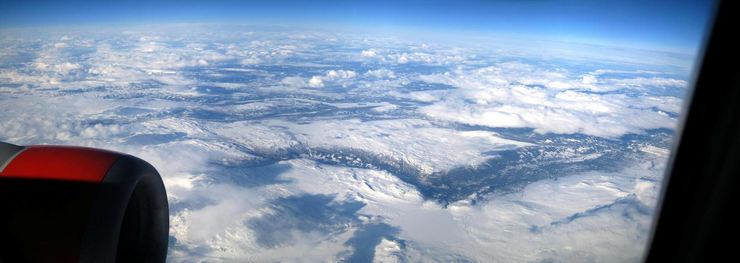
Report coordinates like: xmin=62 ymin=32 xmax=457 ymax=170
xmin=0 ymin=0 xmax=715 ymax=52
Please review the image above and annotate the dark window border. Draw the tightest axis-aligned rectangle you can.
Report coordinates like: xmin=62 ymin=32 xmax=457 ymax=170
xmin=646 ymin=0 xmax=740 ymax=261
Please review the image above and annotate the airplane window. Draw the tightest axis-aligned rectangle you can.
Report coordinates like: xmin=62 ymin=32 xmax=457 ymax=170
xmin=0 ymin=0 xmax=715 ymax=261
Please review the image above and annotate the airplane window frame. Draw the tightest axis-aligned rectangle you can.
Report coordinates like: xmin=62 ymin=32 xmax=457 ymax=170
xmin=646 ymin=0 xmax=739 ymax=261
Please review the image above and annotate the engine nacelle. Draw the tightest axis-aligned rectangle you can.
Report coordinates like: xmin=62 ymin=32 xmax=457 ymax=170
xmin=0 ymin=142 xmax=168 ymax=263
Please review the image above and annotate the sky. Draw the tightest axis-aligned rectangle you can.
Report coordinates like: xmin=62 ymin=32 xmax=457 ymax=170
xmin=1 ymin=0 xmax=716 ymax=55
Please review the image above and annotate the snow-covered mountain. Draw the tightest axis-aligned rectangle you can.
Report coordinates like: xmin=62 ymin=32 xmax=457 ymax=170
xmin=0 ymin=24 xmax=688 ymax=262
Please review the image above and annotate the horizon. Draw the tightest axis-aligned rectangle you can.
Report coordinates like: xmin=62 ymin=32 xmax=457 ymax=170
xmin=1 ymin=0 xmax=716 ymax=54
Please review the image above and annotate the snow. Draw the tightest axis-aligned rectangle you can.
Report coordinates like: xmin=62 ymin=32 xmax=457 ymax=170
xmin=0 ymin=24 xmax=689 ymax=262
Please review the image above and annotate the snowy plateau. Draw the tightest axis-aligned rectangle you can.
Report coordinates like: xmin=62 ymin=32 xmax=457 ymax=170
xmin=0 ymin=24 xmax=692 ymax=262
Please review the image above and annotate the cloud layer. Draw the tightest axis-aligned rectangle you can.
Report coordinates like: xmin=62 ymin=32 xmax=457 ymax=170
xmin=0 ymin=24 xmax=691 ymax=262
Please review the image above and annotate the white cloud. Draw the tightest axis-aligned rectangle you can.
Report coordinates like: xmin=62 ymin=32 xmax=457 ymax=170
xmin=325 ymin=69 xmax=357 ymax=79
xmin=308 ymin=75 xmax=324 ymax=87
xmin=397 ymin=54 xmax=409 ymax=64
xmin=414 ymin=63 xmax=684 ymax=138
xmin=240 ymin=57 xmax=261 ymax=65
xmin=611 ymin=77 xmax=688 ymax=88
xmin=281 ymin=76 xmax=306 ymax=87
xmin=34 ymin=62 xmax=81 ymax=74
xmin=305 ymin=70 xmax=357 ymax=88
xmin=365 ymin=68 xmax=396 ymax=79
xmin=361 ymin=49 xmax=377 ymax=57
xmin=581 ymin=74 xmax=598 ymax=84
xmin=381 ymin=51 xmax=466 ymax=66
xmin=138 ymin=41 xmax=162 ymax=53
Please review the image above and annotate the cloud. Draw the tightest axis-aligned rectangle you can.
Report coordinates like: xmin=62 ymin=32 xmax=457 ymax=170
xmin=414 ymin=63 xmax=684 ymax=138
xmin=281 ymin=76 xmax=306 ymax=87
xmin=306 ymin=70 xmax=357 ymax=88
xmin=365 ymin=68 xmax=396 ymax=79
xmin=361 ymin=49 xmax=377 ymax=57
xmin=397 ymin=54 xmax=409 ymax=64
xmin=610 ymin=77 xmax=688 ymax=88
xmin=0 ymin=25 xmax=687 ymax=262
xmin=380 ymin=50 xmax=466 ymax=65
xmin=308 ymin=75 xmax=324 ymax=87
xmin=325 ymin=69 xmax=357 ymax=79
xmin=34 ymin=62 xmax=81 ymax=74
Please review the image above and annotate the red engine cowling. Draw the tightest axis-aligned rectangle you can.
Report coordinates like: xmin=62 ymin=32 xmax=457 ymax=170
xmin=0 ymin=142 xmax=169 ymax=263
